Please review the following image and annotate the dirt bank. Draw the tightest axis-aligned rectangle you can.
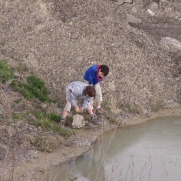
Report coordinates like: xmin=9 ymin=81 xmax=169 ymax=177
xmin=3 ymin=107 xmax=181 ymax=181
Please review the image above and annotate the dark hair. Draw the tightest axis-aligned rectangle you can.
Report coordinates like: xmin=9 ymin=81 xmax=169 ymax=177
xmin=100 ymin=65 xmax=109 ymax=76
xmin=84 ymin=86 xmax=96 ymax=98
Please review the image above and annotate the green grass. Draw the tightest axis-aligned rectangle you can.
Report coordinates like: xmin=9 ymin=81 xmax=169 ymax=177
xmin=33 ymin=112 xmax=73 ymax=136
xmin=12 ymin=113 xmax=20 ymax=120
xmin=0 ymin=59 xmax=51 ymax=102
xmin=47 ymin=113 xmax=61 ymax=122
xmin=34 ymin=112 xmax=61 ymax=122
xmin=34 ymin=118 xmax=74 ymax=136
xmin=1 ymin=60 xmax=73 ymax=137
xmin=33 ymin=118 xmax=52 ymax=131
xmin=0 ymin=59 xmax=16 ymax=83
xmin=10 ymin=75 xmax=50 ymax=102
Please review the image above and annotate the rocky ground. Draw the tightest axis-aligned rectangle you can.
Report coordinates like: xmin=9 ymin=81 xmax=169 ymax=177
xmin=1 ymin=0 xmax=181 ymax=180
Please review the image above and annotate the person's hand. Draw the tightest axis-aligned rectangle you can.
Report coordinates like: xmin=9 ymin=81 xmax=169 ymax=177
xmin=79 ymin=108 xmax=84 ymax=112
xmin=75 ymin=106 xmax=80 ymax=113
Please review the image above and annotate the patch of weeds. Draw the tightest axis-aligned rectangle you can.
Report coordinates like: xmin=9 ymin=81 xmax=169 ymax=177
xmin=51 ymin=99 xmax=59 ymax=104
xmin=34 ymin=120 xmax=41 ymax=127
xmin=150 ymin=98 xmax=164 ymax=112
xmin=17 ymin=63 xmax=29 ymax=73
xmin=33 ymin=113 xmax=74 ymax=137
xmin=119 ymin=102 xmax=141 ymax=114
xmin=0 ymin=59 xmax=16 ymax=83
xmin=59 ymin=128 xmax=75 ymax=138
xmin=34 ymin=118 xmax=53 ymax=131
xmin=34 ymin=112 xmax=61 ymax=122
xmin=41 ymin=119 xmax=52 ymax=131
xmin=27 ymin=76 xmax=50 ymax=99
xmin=34 ymin=112 xmax=46 ymax=119
xmin=10 ymin=75 xmax=50 ymax=102
xmin=10 ymin=81 xmax=34 ymax=101
xmin=12 ymin=122 xmax=17 ymax=128
xmin=101 ymin=101 xmax=111 ymax=111
xmin=66 ymin=115 xmax=73 ymax=121
xmin=52 ymin=125 xmax=60 ymax=132
xmin=65 ymin=115 xmax=73 ymax=127
xmin=12 ymin=113 xmax=20 ymax=120
xmin=12 ymin=98 xmax=23 ymax=108
xmin=14 ymin=98 xmax=22 ymax=104
xmin=106 ymin=116 xmax=118 ymax=124
xmin=47 ymin=113 xmax=61 ymax=122
xmin=33 ymin=132 xmax=74 ymax=152
xmin=125 ymin=103 xmax=136 ymax=113
xmin=34 ymin=136 xmax=59 ymax=152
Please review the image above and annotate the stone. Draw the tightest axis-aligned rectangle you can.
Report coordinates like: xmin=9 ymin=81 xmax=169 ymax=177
xmin=160 ymin=37 xmax=181 ymax=51
xmin=149 ymin=2 xmax=159 ymax=12
xmin=160 ymin=0 xmax=167 ymax=2
xmin=147 ymin=9 xmax=155 ymax=16
xmin=72 ymin=114 xmax=85 ymax=128
xmin=114 ymin=0 xmax=133 ymax=5
xmin=123 ymin=0 xmax=133 ymax=3
xmin=131 ymin=7 xmax=138 ymax=14
xmin=126 ymin=14 xmax=142 ymax=23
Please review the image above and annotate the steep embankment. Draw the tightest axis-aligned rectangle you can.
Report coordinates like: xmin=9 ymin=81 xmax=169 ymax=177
xmin=1 ymin=0 xmax=180 ymax=115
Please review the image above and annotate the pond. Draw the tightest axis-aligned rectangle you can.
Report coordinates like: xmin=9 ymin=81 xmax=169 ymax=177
xmin=52 ymin=116 xmax=181 ymax=181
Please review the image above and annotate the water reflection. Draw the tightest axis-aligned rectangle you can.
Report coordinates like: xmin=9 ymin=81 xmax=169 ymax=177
xmin=56 ymin=116 xmax=181 ymax=181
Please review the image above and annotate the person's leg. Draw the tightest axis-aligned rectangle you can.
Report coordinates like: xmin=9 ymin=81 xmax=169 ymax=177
xmin=94 ymin=83 xmax=103 ymax=113
xmin=87 ymin=105 xmax=97 ymax=119
xmin=61 ymin=110 xmax=68 ymax=120
xmin=61 ymin=94 xmax=71 ymax=127
xmin=87 ymin=104 xmax=98 ymax=124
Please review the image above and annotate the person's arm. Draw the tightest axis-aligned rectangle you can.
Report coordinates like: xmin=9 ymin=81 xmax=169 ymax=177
xmin=67 ymin=92 xmax=77 ymax=108
xmin=68 ymin=93 xmax=81 ymax=112
xmin=82 ymin=98 xmax=91 ymax=109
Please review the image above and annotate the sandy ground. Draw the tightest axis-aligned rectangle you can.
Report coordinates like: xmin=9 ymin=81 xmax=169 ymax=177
xmin=6 ymin=106 xmax=181 ymax=181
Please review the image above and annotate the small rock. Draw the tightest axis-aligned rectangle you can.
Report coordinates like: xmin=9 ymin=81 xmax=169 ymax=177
xmin=147 ymin=9 xmax=155 ymax=16
xmin=131 ymin=7 xmax=137 ymax=14
xmin=41 ymin=103 xmax=47 ymax=109
xmin=114 ymin=0 xmax=133 ymax=4
xmin=160 ymin=37 xmax=181 ymax=50
xmin=160 ymin=0 xmax=167 ymax=2
xmin=126 ymin=14 xmax=141 ymax=23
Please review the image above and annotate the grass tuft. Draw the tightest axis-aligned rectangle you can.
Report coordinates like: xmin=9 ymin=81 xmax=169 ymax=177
xmin=10 ymin=75 xmax=50 ymax=102
xmin=0 ymin=59 xmax=16 ymax=83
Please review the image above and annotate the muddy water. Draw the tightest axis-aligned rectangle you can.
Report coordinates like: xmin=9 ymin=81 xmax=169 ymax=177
xmin=55 ymin=116 xmax=181 ymax=181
